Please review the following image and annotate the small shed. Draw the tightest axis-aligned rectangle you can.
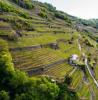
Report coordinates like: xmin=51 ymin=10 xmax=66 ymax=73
xmin=71 ymin=54 xmax=78 ymax=61
xmin=69 ymin=54 xmax=79 ymax=65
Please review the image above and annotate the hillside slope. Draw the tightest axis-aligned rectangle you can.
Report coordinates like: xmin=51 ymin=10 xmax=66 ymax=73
xmin=0 ymin=0 xmax=98 ymax=99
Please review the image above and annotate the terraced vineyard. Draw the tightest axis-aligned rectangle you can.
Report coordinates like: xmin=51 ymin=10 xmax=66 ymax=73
xmin=77 ymin=82 xmax=91 ymax=100
xmin=42 ymin=62 xmax=73 ymax=80
xmin=11 ymin=48 xmax=63 ymax=70
xmin=69 ymin=69 xmax=83 ymax=89
xmin=6 ymin=12 xmax=98 ymax=100
xmin=1 ymin=0 xmax=98 ymax=99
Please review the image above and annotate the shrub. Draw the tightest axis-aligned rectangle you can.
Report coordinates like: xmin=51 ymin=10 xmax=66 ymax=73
xmin=0 ymin=1 xmax=29 ymax=19
xmin=25 ymin=1 xmax=34 ymax=9
xmin=11 ymin=0 xmax=34 ymax=9
xmin=44 ymin=3 xmax=56 ymax=12
xmin=19 ymin=13 xmax=29 ymax=19
xmin=64 ymin=75 xmax=72 ymax=85
xmin=0 ymin=1 xmax=14 ymax=12
xmin=57 ymin=77 xmax=79 ymax=100
xmin=0 ymin=90 xmax=10 ymax=100
xmin=54 ymin=12 xmax=72 ymax=25
xmin=38 ymin=11 xmax=48 ymax=18
xmin=54 ymin=12 xmax=65 ymax=20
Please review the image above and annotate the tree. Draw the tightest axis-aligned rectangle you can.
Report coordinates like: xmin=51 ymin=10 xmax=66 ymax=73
xmin=57 ymin=75 xmax=79 ymax=100
xmin=64 ymin=75 xmax=72 ymax=85
xmin=0 ymin=90 xmax=10 ymax=100
xmin=38 ymin=11 xmax=48 ymax=18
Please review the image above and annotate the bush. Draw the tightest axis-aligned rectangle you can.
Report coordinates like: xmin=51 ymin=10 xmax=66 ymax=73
xmin=64 ymin=75 xmax=72 ymax=85
xmin=11 ymin=0 xmax=34 ymax=9
xmin=0 ymin=1 xmax=14 ymax=12
xmin=57 ymin=77 xmax=79 ymax=100
xmin=0 ymin=90 xmax=10 ymax=100
xmin=25 ymin=1 xmax=34 ymax=9
xmin=38 ymin=11 xmax=48 ymax=18
xmin=19 ymin=13 xmax=29 ymax=19
xmin=0 ymin=1 xmax=29 ymax=19
xmin=44 ymin=3 xmax=56 ymax=12
xmin=54 ymin=12 xmax=72 ymax=25
xmin=54 ymin=12 xmax=65 ymax=20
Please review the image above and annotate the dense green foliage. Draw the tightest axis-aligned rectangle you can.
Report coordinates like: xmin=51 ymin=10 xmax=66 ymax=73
xmin=38 ymin=11 xmax=48 ymax=18
xmin=58 ymin=84 xmax=79 ymax=100
xmin=54 ymin=12 xmax=72 ymax=25
xmin=0 ymin=90 xmax=10 ymax=100
xmin=0 ymin=0 xmax=15 ymax=12
xmin=57 ymin=76 xmax=79 ymax=100
xmin=44 ymin=3 xmax=56 ymax=12
xmin=0 ymin=0 xmax=30 ymax=19
xmin=11 ymin=0 xmax=34 ymax=9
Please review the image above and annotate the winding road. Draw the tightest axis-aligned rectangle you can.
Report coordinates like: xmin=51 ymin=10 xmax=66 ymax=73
xmin=77 ymin=35 xmax=98 ymax=88
xmin=84 ymin=57 xmax=98 ymax=87
xmin=77 ymin=36 xmax=97 ymax=100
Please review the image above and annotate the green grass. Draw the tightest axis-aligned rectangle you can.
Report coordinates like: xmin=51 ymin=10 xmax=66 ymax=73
xmin=8 ymin=34 xmax=57 ymax=48
xmin=8 ymin=32 xmax=78 ymax=48
xmin=51 ymin=45 xmax=81 ymax=59
xmin=95 ymin=65 xmax=98 ymax=80
xmin=0 ymin=30 xmax=14 ymax=36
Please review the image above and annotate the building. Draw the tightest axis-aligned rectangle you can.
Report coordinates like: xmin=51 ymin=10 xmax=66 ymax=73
xmin=69 ymin=54 xmax=78 ymax=65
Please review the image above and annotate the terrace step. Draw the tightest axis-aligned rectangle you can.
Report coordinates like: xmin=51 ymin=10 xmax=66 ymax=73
xmin=27 ymin=59 xmax=67 ymax=76
xmin=9 ymin=45 xmax=41 ymax=51
xmin=9 ymin=42 xmax=59 ymax=51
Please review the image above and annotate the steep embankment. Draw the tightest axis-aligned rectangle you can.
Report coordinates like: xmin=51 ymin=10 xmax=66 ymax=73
xmin=0 ymin=0 xmax=98 ymax=100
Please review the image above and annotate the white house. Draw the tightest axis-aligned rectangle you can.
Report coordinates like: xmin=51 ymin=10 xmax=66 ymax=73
xmin=69 ymin=54 xmax=79 ymax=65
